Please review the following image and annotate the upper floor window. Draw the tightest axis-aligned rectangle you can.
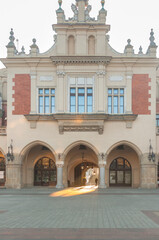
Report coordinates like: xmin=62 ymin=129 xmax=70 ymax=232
xmin=156 ymin=114 xmax=159 ymax=126
xmin=108 ymin=88 xmax=124 ymax=114
xmin=38 ymin=88 xmax=55 ymax=114
xmin=70 ymin=87 xmax=93 ymax=113
xmin=69 ymin=77 xmax=94 ymax=113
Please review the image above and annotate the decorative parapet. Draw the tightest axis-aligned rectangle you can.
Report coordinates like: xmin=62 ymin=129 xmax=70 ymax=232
xmin=51 ymin=56 xmax=112 ymax=65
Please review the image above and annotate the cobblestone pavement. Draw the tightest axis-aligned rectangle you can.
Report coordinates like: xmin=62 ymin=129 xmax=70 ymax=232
xmin=0 ymin=187 xmax=159 ymax=239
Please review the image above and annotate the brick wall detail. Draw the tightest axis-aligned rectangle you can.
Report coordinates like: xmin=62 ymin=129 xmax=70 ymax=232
xmin=132 ymin=74 xmax=151 ymax=115
xmin=12 ymin=74 xmax=31 ymax=115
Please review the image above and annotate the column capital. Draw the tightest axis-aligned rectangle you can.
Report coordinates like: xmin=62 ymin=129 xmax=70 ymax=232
xmin=56 ymin=162 xmax=64 ymax=168
xmin=98 ymin=152 xmax=107 ymax=167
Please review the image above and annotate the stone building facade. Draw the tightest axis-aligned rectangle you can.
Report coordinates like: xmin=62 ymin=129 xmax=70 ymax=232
xmin=0 ymin=0 xmax=159 ymax=189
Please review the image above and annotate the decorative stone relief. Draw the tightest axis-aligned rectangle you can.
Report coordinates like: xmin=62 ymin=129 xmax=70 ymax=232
xmin=126 ymin=75 xmax=132 ymax=80
xmin=57 ymin=71 xmax=66 ymax=76
xmin=59 ymin=125 xmax=104 ymax=135
xmin=96 ymin=71 xmax=106 ymax=76
xmin=40 ymin=76 xmax=53 ymax=81
xmin=98 ymin=153 xmax=106 ymax=167
xmin=109 ymin=76 xmax=123 ymax=81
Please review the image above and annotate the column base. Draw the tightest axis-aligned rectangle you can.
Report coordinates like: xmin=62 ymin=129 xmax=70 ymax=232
xmin=56 ymin=184 xmax=64 ymax=189
xmin=98 ymin=184 xmax=106 ymax=189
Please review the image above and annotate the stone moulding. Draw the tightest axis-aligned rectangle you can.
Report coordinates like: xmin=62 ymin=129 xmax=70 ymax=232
xmin=59 ymin=124 xmax=104 ymax=135
xmin=24 ymin=113 xmax=138 ymax=121
xmin=51 ymin=56 xmax=112 ymax=64
xmin=24 ymin=114 xmax=138 ymax=133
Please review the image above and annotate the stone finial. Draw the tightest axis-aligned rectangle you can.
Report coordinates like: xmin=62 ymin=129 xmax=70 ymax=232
xmin=101 ymin=0 xmax=105 ymax=9
xmin=138 ymin=46 xmax=143 ymax=54
xmin=149 ymin=29 xmax=157 ymax=47
xmin=124 ymin=39 xmax=134 ymax=55
xmin=58 ymin=0 xmax=62 ymax=9
xmin=6 ymin=28 xmax=17 ymax=57
xmin=21 ymin=46 xmax=25 ymax=54
xmin=6 ymin=28 xmax=15 ymax=48
xmin=146 ymin=29 xmax=157 ymax=57
xmin=127 ymin=39 xmax=132 ymax=47
xmin=31 ymin=38 xmax=37 ymax=47
xmin=30 ymin=38 xmax=39 ymax=56
xmin=56 ymin=0 xmax=65 ymax=23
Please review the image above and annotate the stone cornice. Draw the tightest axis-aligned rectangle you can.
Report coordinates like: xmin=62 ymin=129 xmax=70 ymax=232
xmin=51 ymin=56 xmax=112 ymax=64
xmin=24 ymin=113 xmax=138 ymax=133
xmin=24 ymin=113 xmax=137 ymax=121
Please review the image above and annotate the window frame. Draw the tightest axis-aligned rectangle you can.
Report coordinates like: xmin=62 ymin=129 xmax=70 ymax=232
xmin=107 ymin=88 xmax=125 ymax=114
xmin=68 ymin=77 xmax=94 ymax=113
xmin=38 ymin=88 xmax=55 ymax=114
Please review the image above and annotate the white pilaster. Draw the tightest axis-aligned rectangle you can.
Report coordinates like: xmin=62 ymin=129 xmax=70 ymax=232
xmin=98 ymin=153 xmax=106 ymax=188
xmin=126 ymin=74 xmax=132 ymax=114
xmin=56 ymin=153 xmax=64 ymax=189
xmin=56 ymin=164 xmax=64 ymax=189
xmin=30 ymin=73 xmax=37 ymax=114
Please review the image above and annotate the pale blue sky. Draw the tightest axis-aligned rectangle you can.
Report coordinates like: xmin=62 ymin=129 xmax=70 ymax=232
xmin=0 ymin=0 xmax=159 ymax=68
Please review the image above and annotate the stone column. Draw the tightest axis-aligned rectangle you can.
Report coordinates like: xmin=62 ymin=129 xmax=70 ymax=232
xmin=56 ymin=154 xmax=64 ymax=189
xmin=98 ymin=153 xmax=106 ymax=188
xmin=140 ymin=153 xmax=158 ymax=189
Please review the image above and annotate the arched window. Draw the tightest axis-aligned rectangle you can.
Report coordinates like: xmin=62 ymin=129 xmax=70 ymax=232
xmin=109 ymin=157 xmax=132 ymax=186
xmin=68 ymin=36 xmax=75 ymax=55
xmin=0 ymin=157 xmax=5 ymax=186
xmin=88 ymin=36 xmax=95 ymax=55
xmin=34 ymin=157 xmax=56 ymax=186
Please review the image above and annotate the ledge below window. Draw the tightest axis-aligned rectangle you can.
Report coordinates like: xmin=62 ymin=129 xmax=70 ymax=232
xmin=24 ymin=113 xmax=138 ymax=134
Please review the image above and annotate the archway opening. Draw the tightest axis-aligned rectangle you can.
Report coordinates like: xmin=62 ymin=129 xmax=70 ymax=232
xmin=109 ymin=157 xmax=132 ymax=186
xmin=107 ymin=144 xmax=140 ymax=188
xmin=65 ymin=144 xmax=99 ymax=187
xmin=34 ymin=157 xmax=57 ymax=186
xmin=21 ymin=143 xmax=56 ymax=187
xmin=0 ymin=152 xmax=5 ymax=186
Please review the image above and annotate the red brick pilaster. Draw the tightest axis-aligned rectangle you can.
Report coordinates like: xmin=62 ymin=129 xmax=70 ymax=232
xmin=132 ymin=74 xmax=151 ymax=115
xmin=12 ymin=74 xmax=31 ymax=115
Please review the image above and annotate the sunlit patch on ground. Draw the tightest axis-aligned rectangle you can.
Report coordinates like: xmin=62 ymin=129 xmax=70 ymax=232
xmin=50 ymin=185 xmax=98 ymax=197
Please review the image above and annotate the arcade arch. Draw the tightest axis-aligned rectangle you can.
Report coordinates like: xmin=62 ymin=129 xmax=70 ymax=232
xmin=63 ymin=142 xmax=99 ymax=187
xmin=106 ymin=142 xmax=141 ymax=188
xmin=21 ymin=141 xmax=57 ymax=187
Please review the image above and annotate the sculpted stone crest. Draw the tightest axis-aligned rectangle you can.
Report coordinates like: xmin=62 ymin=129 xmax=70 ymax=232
xmin=85 ymin=5 xmax=95 ymax=21
xmin=69 ymin=4 xmax=78 ymax=21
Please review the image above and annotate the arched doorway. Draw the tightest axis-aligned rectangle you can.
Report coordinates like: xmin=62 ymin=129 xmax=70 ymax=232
xmin=109 ymin=157 xmax=132 ymax=186
xmin=21 ymin=142 xmax=56 ymax=187
xmin=64 ymin=143 xmax=99 ymax=187
xmin=0 ymin=156 xmax=5 ymax=186
xmin=34 ymin=157 xmax=57 ymax=186
xmin=75 ymin=162 xmax=98 ymax=186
